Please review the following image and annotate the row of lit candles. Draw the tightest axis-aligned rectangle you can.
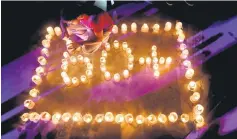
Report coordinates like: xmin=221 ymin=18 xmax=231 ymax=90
xmin=21 ymin=110 xmax=204 ymax=127
xmin=112 ymin=22 xmax=185 ymax=42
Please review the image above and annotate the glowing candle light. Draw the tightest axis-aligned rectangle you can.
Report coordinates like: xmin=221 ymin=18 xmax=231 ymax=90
xmin=41 ymin=48 xmax=49 ymax=57
xmin=61 ymin=71 xmax=68 ymax=78
xmin=176 ymin=29 xmax=183 ymax=36
xmin=62 ymin=112 xmax=71 ymax=122
xmin=153 ymin=57 xmax=158 ymax=64
xmin=71 ymin=77 xmax=79 ymax=86
xmin=146 ymin=57 xmax=151 ymax=65
xmin=179 ymin=43 xmax=187 ymax=51
xmin=115 ymin=114 xmax=124 ymax=124
xmin=121 ymin=23 xmax=127 ymax=34
xmin=24 ymin=99 xmax=35 ymax=109
xmin=166 ymin=57 xmax=172 ymax=65
xmin=193 ymin=104 xmax=204 ymax=115
xmin=147 ymin=114 xmax=157 ymax=124
xmin=185 ymin=68 xmax=195 ymax=79
xmin=126 ymin=48 xmax=132 ymax=54
xmin=195 ymin=115 xmax=204 ymax=127
xmin=104 ymin=71 xmax=111 ymax=80
xmin=100 ymin=57 xmax=106 ymax=64
xmin=136 ymin=115 xmax=145 ymax=124
xmin=105 ymin=112 xmax=114 ymax=122
xmin=61 ymin=63 xmax=68 ymax=72
xmin=83 ymin=57 xmax=90 ymax=64
xmin=175 ymin=22 xmax=183 ymax=30
xmin=42 ymin=39 xmax=50 ymax=48
xmin=139 ymin=57 xmax=145 ymax=65
xmin=29 ymin=112 xmax=40 ymax=123
xmin=80 ymin=75 xmax=87 ymax=84
xmin=63 ymin=76 xmax=71 ymax=86
xmin=180 ymin=114 xmax=189 ymax=123
xmin=113 ymin=73 xmax=120 ymax=82
xmin=188 ymin=81 xmax=197 ymax=91
xmin=128 ymin=62 xmax=134 ymax=70
xmin=21 ymin=113 xmax=29 ymax=122
xmin=40 ymin=112 xmax=51 ymax=122
xmin=38 ymin=56 xmax=47 ymax=66
xmin=183 ymin=60 xmax=192 ymax=68
xmin=105 ymin=43 xmax=111 ymax=51
xmin=112 ymin=25 xmax=118 ymax=34
xmin=36 ymin=66 xmax=45 ymax=75
xmin=125 ymin=114 xmax=133 ymax=124
xmin=123 ymin=70 xmax=130 ymax=79
xmin=178 ymin=33 xmax=185 ymax=42
xmin=32 ymin=75 xmax=42 ymax=85
xmin=141 ymin=23 xmax=149 ymax=33
xmin=151 ymin=45 xmax=157 ymax=51
xmin=122 ymin=42 xmax=128 ymax=50
xmin=70 ymin=56 xmax=77 ymax=65
xmin=45 ymin=34 xmax=53 ymax=40
xmin=168 ymin=112 xmax=178 ymax=123
xmin=54 ymin=26 xmax=62 ymax=36
xmin=95 ymin=114 xmax=104 ymax=123
xmin=52 ymin=113 xmax=61 ymax=124
xmin=100 ymin=64 xmax=107 ymax=72
xmin=164 ymin=22 xmax=172 ymax=31
xmin=153 ymin=64 xmax=159 ymax=70
xmin=86 ymin=70 xmax=93 ymax=78
xmin=131 ymin=22 xmax=137 ymax=33
xmin=29 ymin=88 xmax=39 ymax=97
xmin=181 ymin=49 xmax=189 ymax=59
xmin=190 ymin=92 xmax=200 ymax=103
xmin=77 ymin=55 xmax=84 ymax=63
xmin=87 ymin=63 xmax=93 ymax=70
xmin=102 ymin=50 xmax=107 ymax=57
xmin=158 ymin=113 xmax=167 ymax=124
xmin=113 ymin=40 xmax=119 ymax=49
xmin=152 ymin=24 xmax=160 ymax=33
xmin=128 ymin=54 xmax=134 ymax=63
xmin=159 ymin=57 xmax=165 ymax=64
xmin=151 ymin=51 xmax=157 ymax=57
xmin=63 ymin=52 xmax=70 ymax=59
xmin=47 ymin=26 xmax=55 ymax=36
xmin=72 ymin=112 xmax=83 ymax=122
xmin=154 ymin=71 xmax=160 ymax=78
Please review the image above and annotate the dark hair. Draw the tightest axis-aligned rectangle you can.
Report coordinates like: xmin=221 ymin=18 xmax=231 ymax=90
xmin=60 ymin=3 xmax=104 ymax=21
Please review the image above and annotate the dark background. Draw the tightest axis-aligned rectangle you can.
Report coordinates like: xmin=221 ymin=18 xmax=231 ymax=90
xmin=2 ymin=1 xmax=237 ymax=139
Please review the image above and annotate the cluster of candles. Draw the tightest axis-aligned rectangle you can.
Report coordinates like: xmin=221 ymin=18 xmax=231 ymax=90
xmin=21 ymin=110 xmax=204 ymax=127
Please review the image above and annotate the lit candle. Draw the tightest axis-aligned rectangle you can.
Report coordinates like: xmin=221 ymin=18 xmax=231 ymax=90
xmin=166 ymin=57 xmax=172 ymax=65
xmin=72 ymin=112 xmax=83 ymax=122
xmin=83 ymin=57 xmax=90 ymax=64
xmin=193 ymin=104 xmax=204 ymax=115
xmin=153 ymin=57 xmax=158 ymax=64
xmin=125 ymin=113 xmax=133 ymax=124
xmin=151 ymin=45 xmax=157 ymax=51
xmin=71 ymin=77 xmax=79 ymax=86
xmin=100 ymin=57 xmax=106 ymax=64
xmin=77 ymin=55 xmax=84 ymax=63
xmin=29 ymin=112 xmax=40 ymax=123
xmin=141 ymin=23 xmax=149 ymax=33
xmin=122 ymin=42 xmax=128 ymax=50
xmin=63 ymin=76 xmax=71 ymax=86
xmin=54 ymin=26 xmax=62 ymax=36
xmin=24 ymin=99 xmax=35 ymax=109
xmin=136 ymin=115 xmax=145 ymax=124
xmin=177 ymin=33 xmax=185 ymax=42
xmin=128 ymin=62 xmax=134 ymax=70
xmin=146 ymin=57 xmax=151 ymax=65
xmin=164 ymin=22 xmax=172 ymax=31
xmin=121 ymin=23 xmax=127 ymax=34
xmin=180 ymin=114 xmax=189 ymax=123
xmin=179 ymin=43 xmax=187 ymax=51
xmin=168 ymin=112 xmax=178 ymax=123
xmin=190 ymin=92 xmax=200 ymax=103
xmin=29 ymin=88 xmax=39 ymax=97
xmin=113 ymin=73 xmax=120 ymax=82
xmin=38 ymin=56 xmax=47 ymax=66
xmin=153 ymin=64 xmax=159 ymax=71
xmin=32 ymin=75 xmax=42 ymax=85
xmin=61 ymin=71 xmax=68 ymax=78
xmin=126 ymin=48 xmax=132 ymax=54
xmin=35 ymin=66 xmax=45 ymax=75
xmin=147 ymin=114 xmax=157 ymax=124
xmin=104 ymin=71 xmax=111 ymax=80
xmin=175 ymin=22 xmax=183 ymax=30
xmin=47 ymin=26 xmax=55 ymax=36
xmin=113 ymin=40 xmax=119 ymax=49
xmin=154 ymin=71 xmax=160 ymax=78
xmin=95 ymin=114 xmax=104 ymax=123
xmin=42 ymin=39 xmax=50 ymax=48
xmin=112 ymin=25 xmax=118 ymax=34
xmin=70 ymin=56 xmax=77 ymax=65
xmin=180 ymin=49 xmax=189 ymax=59
xmin=123 ymin=70 xmax=130 ymax=79
xmin=139 ymin=57 xmax=145 ymax=65
xmin=61 ymin=63 xmax=68 ymax=72
xmin=80 ymin=75 xmax=87 ymax=84
xmin=83 ymin=114 xmax=93 ymax=123
xmin=151 ymin=51 xmax=157 ymax=57
xmin=21 ymin=113 xmax=29 ymax=122
xmin=102 ymin=50 xmax=107 ymax=57
xmin=159 ymin=57 xmax=165 ymax=64
xmin=152 ymin=24 xmax=160 ymax=33
xmin=63 ymin=52 xmax=70 ymax=59
xmin=131 ymin=22 xmax=137 ymax=33
xmin=62 ymin=112 xmax=71 ymax=122
xmin=115 ymin=114 xmax=124 ymax=124
xmin=40 ymin=112 xmax=51 ymax=122
xmin=195 ymin=115 xmax=205 ymax=127
xmin=105 ymin=43 xmax=111 ymax=51
xmin=188 ymin=81 xmax=197 ymax=91
xmin=158 ymin=113 xmax=167 ymax=123
xmin=185 ymin=68 xmax=194 ymax=79
xmin=41 ymin=48 xmax=49 ymax=57
xmin=52 ymin=113 xmax=61 ymax=124
xmin=45 ymin=34 xmax=53 ymax=40
xmin=87 ymin=63 xmax=93 ymax=70
xmin=86 ymin=70 xmax=93 ymax=78
xmin=100 ymin=64 xmax=107 ymax=72
xmin=105 ymin=112 xmax=114 ymax=122
xmin=183 ymin=60 xmax=192 ymax=68
xmin=128 ymin=54 xmax=134 ymax=63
